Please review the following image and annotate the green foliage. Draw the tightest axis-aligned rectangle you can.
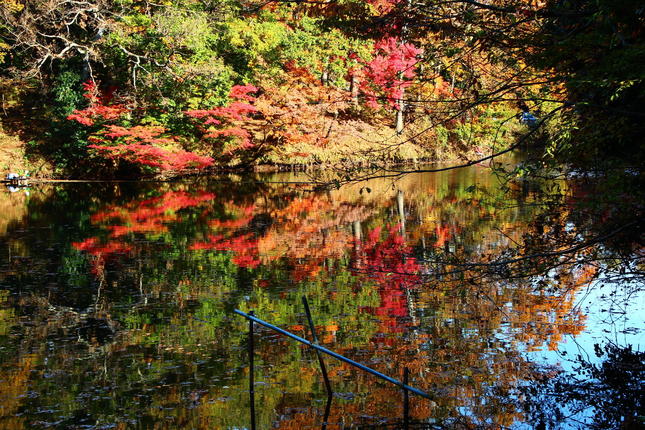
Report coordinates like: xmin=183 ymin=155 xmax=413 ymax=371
xmin=45 ymin=65 xmax=91 ymax=169
xmin=50 ymin=67 xmax=84 ymax=117
xmin=216 ymin=14 xmax=371 ymax=86
xmin=280 ymin=16 xmax=372 ymax=86
xmin=216 ymin=17 xmax=289 ymax=80
xmin=104 ymin=7 xmax=235 ymax=125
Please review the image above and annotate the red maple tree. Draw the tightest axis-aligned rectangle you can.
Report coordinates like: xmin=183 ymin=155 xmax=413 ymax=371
xmin=355 ymin=37 xmax=422 ymax=109
xmin=185 ymin=85 xmax=259 ymax=157
xmin=67 ymin=80 xmax=214 ymax=172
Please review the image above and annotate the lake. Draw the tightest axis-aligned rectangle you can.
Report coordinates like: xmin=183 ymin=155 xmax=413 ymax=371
xmin=0 ymin=165 xmax=642 ymax=429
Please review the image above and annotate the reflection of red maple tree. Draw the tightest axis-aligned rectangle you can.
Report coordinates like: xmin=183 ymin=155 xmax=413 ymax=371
xmin=72 ymin=237 xmax=133 ymax=275
xmin=191 ymin=233 xmax=261 ymax=268
xmin=89 ymin=191 xmax=215 ymax=236
xmin=73 ymin=191 xmax=215 ymax=274
xmin=355 ymin=225 xmax=421 ymax=332
xmin=357 ymin=225 xmax=421 ymax=290
xmin=190 ymin=202 xmax=261 ymax=269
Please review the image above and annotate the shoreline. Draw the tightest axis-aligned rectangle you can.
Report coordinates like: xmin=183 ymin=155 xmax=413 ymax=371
xmin=2 ymin=156 xmax=495 ymax=185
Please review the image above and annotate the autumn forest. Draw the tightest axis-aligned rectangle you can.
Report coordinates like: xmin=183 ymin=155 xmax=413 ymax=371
xmin=0 ymin=1 xmax=643 ymax=429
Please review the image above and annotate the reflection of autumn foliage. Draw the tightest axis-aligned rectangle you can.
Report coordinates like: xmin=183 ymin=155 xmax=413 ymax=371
xmin=88 ymin=191 xmax=215 ymax=235
xmin=191 ymin=194 xmax=372 ymax=279
xmin=433 ymin=223 xmax=456 ymax=248
xmin=73 ymin=191 xmax=215 ymax=274
xmin=356 ymin=226 xmax=421 ymax=290
xmin=190 ymin=202 xmax=261 ymax=268
xmin=353 ymin=226 xmax=421 ymax=333
xmin=0 ymin=355 xmax=35 ymax=428
xmin=260 ymin=196 xmax=370 ymax=280
xmin=72 ymin=237 xmax=132 ymax=275
xmin=508 ymin=264 xmax=593 ymax=352
xmin=5 ymin=170 xmax=631 ymax=430
xmin=191 ymin=233 xmax=261 ymax=268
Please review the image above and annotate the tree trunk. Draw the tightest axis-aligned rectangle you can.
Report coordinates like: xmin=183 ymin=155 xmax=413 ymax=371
xmin=395 ymin=88 xmax=405 ymax=134
xmin=349 ymin=75 xmax=359 ymax=107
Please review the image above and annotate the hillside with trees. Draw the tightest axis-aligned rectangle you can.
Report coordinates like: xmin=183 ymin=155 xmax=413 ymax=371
xmin=0 ymin=0 xmax=643 ymax=179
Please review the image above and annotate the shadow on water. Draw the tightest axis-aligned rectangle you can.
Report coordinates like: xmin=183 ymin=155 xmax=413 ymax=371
xmin=0 ymin=167 xmax=642 ymax=428
xmin=523 ymin=342 xmax=644 ymax=430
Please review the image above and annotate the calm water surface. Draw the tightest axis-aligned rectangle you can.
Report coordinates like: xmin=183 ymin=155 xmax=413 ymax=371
xmin=0 ymin=166 xmax=642 ymax=429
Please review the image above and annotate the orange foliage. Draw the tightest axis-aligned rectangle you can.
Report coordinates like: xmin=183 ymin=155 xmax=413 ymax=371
xmin=252 ymin=71 xmax=352 ymax=150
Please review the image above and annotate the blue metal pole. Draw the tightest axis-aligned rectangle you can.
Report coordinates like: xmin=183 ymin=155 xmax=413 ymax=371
xmin=234 ymin=309 xmax=432 ymax=400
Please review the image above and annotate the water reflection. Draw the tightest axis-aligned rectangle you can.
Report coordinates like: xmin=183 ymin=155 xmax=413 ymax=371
xmin=0 ymin=167 xmax=642 ymax=428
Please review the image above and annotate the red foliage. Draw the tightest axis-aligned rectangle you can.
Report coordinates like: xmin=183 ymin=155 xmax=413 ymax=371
xmin=367 ymin=0 xmax=401 ymax=14
xmin=354 ymin=225 xmax=421 ymax=331
xmin=88 ymin=141 xmax=213 ymax=171
xmin=191 ymin=233 xmax=261 ymax=269
xmin=185 ymin=85 xmax=259 ymax=156
xmin=357 ymin=37 xmax=422 ymax=109
xmin=67 ymin=80 xmax=213 ymax=172
xmin=228 ymin=84 xmax=258 ymax=101
xmin=67 ymin=80 xmax=127 ymax=126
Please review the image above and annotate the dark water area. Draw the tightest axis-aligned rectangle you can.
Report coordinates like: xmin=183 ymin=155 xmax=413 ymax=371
xmin=0 ymin=166 xmax=642 ymax=429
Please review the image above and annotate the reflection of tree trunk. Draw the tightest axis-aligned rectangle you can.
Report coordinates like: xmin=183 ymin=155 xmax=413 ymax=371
xmin=351 ymin=220 xmax=362 ymax=270
xmin=406 ymin=288 xmax=417 ymax=325
xmin=397 ymin=190 xmax=406 ymax=237
xmin=353 ymin=220 xmax=362 ymax=243
xmin=138 ymin=254 xmax=147 ymax=305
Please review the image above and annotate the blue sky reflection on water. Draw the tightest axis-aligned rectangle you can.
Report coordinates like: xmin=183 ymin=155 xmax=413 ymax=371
xmin=526 ymin=278 xmax=644 ymax=372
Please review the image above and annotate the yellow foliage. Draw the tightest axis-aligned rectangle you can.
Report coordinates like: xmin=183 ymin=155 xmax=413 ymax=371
xmin=1 ymin=0 xmax=23 ymax=13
